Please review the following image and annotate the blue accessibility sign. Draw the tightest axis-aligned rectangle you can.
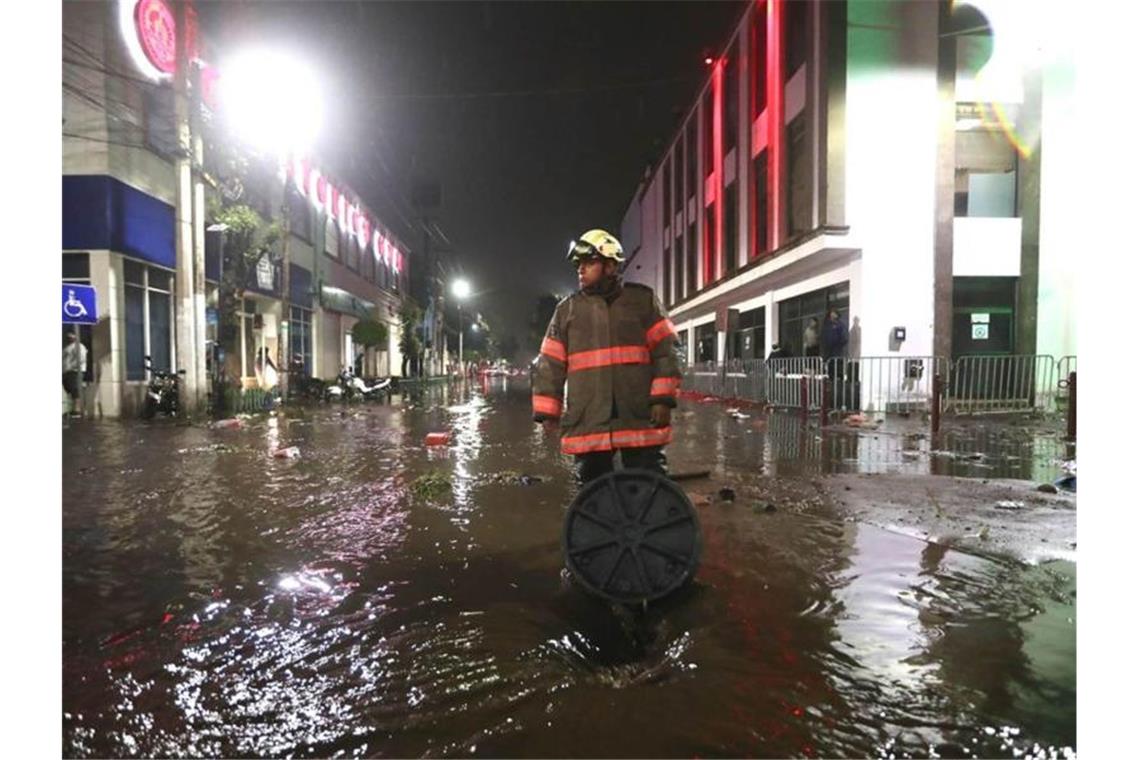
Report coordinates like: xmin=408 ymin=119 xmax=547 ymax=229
xmin=62 ymin=283 xmax=98 ymax=324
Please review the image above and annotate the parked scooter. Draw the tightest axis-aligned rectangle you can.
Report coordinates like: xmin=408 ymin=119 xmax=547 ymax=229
xmin=142 ymin=355 xmax=185 ymax=419
xmin=325 ymin=367 xmax=392 ymax=402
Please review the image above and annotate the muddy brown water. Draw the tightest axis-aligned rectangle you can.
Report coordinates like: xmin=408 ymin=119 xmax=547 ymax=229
xmin=63 ymin=378 xmax=1075 ymax=758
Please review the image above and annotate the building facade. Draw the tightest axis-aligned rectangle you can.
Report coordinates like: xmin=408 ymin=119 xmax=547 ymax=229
xmin=63 ymin=0 xmax=412 ymax=418
xmin=622 ymin=0 xmax=1074 ymax=373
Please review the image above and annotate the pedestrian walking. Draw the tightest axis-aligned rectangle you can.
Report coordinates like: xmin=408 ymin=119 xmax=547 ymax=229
xmin=62 ymin=331 xmax=87 ymax=418
xmin=803 ymin=318 xmax=820 ymax=357
xmin=532 ymin=229 xmax=682 ymax=487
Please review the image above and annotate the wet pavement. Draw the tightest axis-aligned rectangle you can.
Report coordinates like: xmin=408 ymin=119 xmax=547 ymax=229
xmin=63 ymin=378 xmax=1076 ymax=758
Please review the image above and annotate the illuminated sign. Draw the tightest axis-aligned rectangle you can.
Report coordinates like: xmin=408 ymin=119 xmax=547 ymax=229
xmin=135 ymin=0 xmax=177 ymax=75
xmin=286 ymin=158 xmax=404 ymax=273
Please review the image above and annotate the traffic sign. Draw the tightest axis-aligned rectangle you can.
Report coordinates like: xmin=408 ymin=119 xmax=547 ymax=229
xmin=63 ymin=283 xmax=98 ymax=325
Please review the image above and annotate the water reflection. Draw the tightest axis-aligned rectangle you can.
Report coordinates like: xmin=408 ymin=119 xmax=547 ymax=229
xmin=63 ymin=382 xmax=1074 ymax=757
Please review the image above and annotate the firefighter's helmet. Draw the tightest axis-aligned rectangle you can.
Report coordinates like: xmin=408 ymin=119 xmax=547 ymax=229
xmin=566 ymin=228 xmax=624 ymax=264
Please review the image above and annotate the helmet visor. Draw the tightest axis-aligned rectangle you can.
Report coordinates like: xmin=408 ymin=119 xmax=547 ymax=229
xmin=567 ymin=239 xmax=600 ymax=262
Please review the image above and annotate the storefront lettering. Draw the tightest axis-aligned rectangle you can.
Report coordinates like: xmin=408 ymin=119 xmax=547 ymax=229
xmin=288 ymin=158 xmax=402 ymax=273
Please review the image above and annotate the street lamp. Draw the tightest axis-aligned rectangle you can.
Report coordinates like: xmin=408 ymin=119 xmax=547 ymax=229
xmin=214 ymin=49 xmax=323 ymax=398
xmin=451 ymin=278 xmax=471 ymax=377
xmin=216 ymin=49 xmax=323 ymax=156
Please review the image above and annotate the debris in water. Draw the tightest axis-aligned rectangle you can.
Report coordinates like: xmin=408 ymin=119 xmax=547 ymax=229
xmin=412 ymin=471 xmax=452 ymax=500
xmin=272 ymin=446 xmax=301 ymax=459
xmin=1036 ymin=483 xmax=1058 ymax=494
xmin=1054 ymin=475 xmax=1076 ymax=493
xmin=717 ymin=487 xmax=736 ymax=502
xmin=424 ymin=432 xmax=451 ymax=446
xmin=995 ymin=500 xmax=1025 ymax=511
xmin=213 ymin=418 xmax=243 ymax=430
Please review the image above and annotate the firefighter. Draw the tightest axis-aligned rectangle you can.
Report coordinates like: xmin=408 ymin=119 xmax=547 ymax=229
xmin=532 ymin=229 xmax=682 ymax=487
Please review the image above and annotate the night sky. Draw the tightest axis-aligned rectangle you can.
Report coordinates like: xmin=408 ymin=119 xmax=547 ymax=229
xmin=200 ymin=1 xmax=747 ymax=351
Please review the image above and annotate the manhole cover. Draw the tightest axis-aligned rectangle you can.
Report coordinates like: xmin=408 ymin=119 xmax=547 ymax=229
xmin=562 ymin=469 xmax=702 ymax=605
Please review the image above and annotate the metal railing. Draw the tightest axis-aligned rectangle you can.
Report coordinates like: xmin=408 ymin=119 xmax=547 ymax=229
xmin=221 ymin=387 xmax=280 ymax=415
xmin=680 ymin=353 xmax=1075 ymax=419
xmin=828 ymin=355 xmax=948 ymax=416
xmin=943 ymin=354 xmax=1056 ymax=415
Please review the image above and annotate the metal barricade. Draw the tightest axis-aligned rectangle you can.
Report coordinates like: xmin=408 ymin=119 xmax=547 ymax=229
xmin=1053 ymin=355 xmax=1077 ymax=417
xmin=829 ymin=356 xmax=947 ymax=416
xmin=944 ymin=354 xmax=1056 ymax=415
xmin=765 ymin=357 xmax=825 ymax=410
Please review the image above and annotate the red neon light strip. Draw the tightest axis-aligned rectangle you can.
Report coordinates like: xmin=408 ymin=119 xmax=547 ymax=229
xmin=713 ymin=59 xmax=725 ymax=282
xmin=749 ymin=8 xmax=760 ymax=261
xmin=767 ymin=0 xmax=784 ymax=252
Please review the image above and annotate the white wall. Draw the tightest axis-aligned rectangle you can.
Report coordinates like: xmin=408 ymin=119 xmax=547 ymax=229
xmin=1035 ymin=45 xmax=1077 ymax=359
xmin=953 ymin=217 xmax=1022 ymax=277
xmin=844 ymin=1 xmax=940 ymax=357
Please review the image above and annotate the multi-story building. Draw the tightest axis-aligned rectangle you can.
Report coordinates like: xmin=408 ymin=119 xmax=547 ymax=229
xmin=622 ymin=0 xmax=1074 ymax=373
xmin=63 ymin=0 xmax=412 ymax=417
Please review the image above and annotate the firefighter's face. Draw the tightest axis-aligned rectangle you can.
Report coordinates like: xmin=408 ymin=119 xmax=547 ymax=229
xmin=577 ymin=256 xmax=613 ymax=289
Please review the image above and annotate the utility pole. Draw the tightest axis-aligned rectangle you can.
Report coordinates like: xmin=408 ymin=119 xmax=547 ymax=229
xmin=278 ymin=178 xmax=292 ymax=400
xmin=174 ymin=0 xmax=204 ymax=413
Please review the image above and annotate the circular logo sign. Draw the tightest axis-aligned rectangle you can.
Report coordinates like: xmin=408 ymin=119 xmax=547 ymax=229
xmin=134 ymin=0 xmax=177 ymax=75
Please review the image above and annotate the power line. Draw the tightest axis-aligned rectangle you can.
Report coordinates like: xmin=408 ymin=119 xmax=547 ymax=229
xmin=364 ymin=73 xmax=703 ymax=102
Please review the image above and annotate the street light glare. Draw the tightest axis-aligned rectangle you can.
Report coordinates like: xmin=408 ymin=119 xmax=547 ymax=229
xmin=451 ymin=279 xmax=472 ymax=299
xmin=218 ymin=49 xmax=323 ymax=155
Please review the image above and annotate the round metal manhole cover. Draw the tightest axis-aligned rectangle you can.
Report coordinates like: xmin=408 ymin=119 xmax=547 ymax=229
xmin=562 ymin=469 xmax=702 ymax=605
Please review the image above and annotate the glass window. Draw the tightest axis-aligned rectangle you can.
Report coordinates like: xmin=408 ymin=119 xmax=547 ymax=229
xmin=778 ymin=282 xmax=850 ymax=357
xmin=124 ymin=259 xmax=145 ymax=286
xmin=686 ymin=223 xmax=697 ymax=297
xmin=663 ymin=236 xmax=672 ymax=307
xmin=703 ymin=90 xmax=715 ymax=170
xmin=754 ymin=152 xmax=769 ymax=256
xmin=724 ymin=183 xmax=738 ymax=275
xmin=63 ymin=253 xmax=90 ymax=280
xmin=124 ymin=262 xmax=174 ymax=380
xmin=724 ymin=40 xmax=738 ymax=154
xmin=672 ymin=152 xmax=683 ymax=215
xmin=753 ymin=7 xmax=767 ymax=117
xmin=784 ymin=0 xmax=809 ymax=80
xmin=685 ymin=121 xmax=697 ymax=197
xmin=672 ymin=237 xmax=683 ymax=302
xmin=696 ymin=322 xmax=717 ymax=363
xmin=705 ymin=206 xmax=716 ymax=283
xmin=148 ymin=290 xmax=172 ymax=372
xmin=786 ymin=113 xmax=811 ymax=238
xmin=324 ymin=217 xmax=339 ymax=259
xmin=955 ymin=127 xmax=1017 ymax=217
xmin=288 ymin=190 xmax=312 ymax=241
xmin=125 ymin=285 xmax=146 ymax=381
xmin=290 ymin=306 xmax=313 ymax=377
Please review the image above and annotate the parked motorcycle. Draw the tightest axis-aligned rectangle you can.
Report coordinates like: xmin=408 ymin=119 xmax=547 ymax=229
xmin=142 ymin=355 xmax=185 ymax=419
xmin=325 ymin=367 xmax=392 ymax=402
xmin=288 ymin=356 xmax=328 ymax=403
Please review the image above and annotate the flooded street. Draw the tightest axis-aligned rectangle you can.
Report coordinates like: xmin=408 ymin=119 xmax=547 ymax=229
xmin=63 ymin=379 xmax=1075 ymax=758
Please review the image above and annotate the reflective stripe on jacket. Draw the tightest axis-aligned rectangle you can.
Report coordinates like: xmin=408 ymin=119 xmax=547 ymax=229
xmin=532 ymin=282 xmax=681 ymax=455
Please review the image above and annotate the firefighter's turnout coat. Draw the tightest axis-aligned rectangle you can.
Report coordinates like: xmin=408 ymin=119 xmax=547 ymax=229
xmin=532 ymin=281 xmax=682 ymax=455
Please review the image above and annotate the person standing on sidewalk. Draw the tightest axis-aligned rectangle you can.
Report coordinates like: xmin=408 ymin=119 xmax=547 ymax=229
xmin=532 ymin=229 xmax=682 ymax=487
xmin=803 ymin=318 xmax=820 ymax=357
xmin=62 ymin=331 xmax=87 ymax=418
xmin=821 ymin=308 xmax=849 ymax=408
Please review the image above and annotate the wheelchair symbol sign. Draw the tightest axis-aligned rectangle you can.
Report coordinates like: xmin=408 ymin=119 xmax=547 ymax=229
xmin=63 ymin=283 xmax=98 ymax=324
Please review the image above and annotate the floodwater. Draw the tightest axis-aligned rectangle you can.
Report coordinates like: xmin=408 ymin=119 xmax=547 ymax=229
xmin=63 ymin=378 xmax=1076 ymax=758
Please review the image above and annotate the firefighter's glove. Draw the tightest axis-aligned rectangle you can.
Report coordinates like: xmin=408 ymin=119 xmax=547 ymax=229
xmin=650 ymin=404 xmax=671 ymax=428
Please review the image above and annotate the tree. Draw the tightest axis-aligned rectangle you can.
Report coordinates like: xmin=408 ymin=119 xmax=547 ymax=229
xmin=399 ymin=299 xmax=424 ymax=377
xmin=210 ymin=201 xmax=282 ymax=388
xmin=351 ymin=319 xmax=389 ymax=349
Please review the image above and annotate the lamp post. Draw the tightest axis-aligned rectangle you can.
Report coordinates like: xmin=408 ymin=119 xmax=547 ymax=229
xmin=451 ymin=278 xmax=471 ymax=378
